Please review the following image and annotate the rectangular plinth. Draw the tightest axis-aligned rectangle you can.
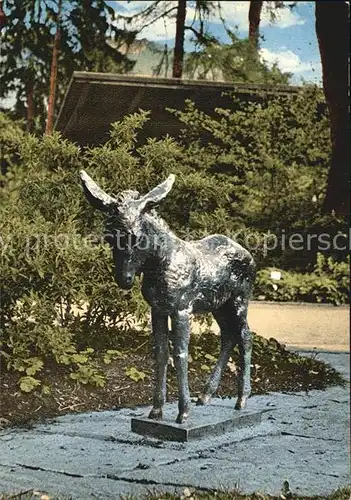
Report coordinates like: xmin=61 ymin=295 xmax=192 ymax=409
xmin=131 ymin=408 xmax=263 ymax=442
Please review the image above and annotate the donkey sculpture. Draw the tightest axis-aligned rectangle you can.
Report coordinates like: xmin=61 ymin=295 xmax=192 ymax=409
xmin=80 ymin=171 xmax=256 ymax=424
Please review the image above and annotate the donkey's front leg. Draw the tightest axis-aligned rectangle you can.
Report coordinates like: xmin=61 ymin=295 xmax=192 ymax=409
xmin=171 ymin=309 xmax=191 ymax=424
xmin=148 ymin=309 xmax=169 ymax=421
xmin=235 ymin=325 xmax=252 ymax=410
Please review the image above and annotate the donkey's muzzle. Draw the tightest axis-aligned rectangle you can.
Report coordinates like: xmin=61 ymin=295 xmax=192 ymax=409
xmin=116 ymin=273 xmax=134 ymax=290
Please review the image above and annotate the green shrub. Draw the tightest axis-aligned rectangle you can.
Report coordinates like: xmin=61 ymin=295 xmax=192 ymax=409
xmin=254 ymin=253 xmax=350 ymax=305
xmin=1 ymin=114 xmax=152 ymax=391
xmin=170 ymin=86 xmax=332 ymax=232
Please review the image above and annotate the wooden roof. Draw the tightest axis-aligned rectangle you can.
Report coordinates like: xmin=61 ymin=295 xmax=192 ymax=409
xmin=55 ymin=72 xmax=301 ymax=146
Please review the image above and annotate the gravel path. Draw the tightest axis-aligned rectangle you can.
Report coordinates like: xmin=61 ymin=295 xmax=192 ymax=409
xmin=193 ymin=302 xmax=349 ymax=352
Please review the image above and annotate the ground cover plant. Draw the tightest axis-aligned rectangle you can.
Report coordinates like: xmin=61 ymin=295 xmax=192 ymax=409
xmin=0 ymin=326 xmax=345 ymax=427
xmin=0 ymin=485 xmax=350 ymax=500
xmin=0 ymin=88 xmax=348 ymax=412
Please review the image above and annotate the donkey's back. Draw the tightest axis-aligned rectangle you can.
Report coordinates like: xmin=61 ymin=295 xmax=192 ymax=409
xmin=189 ymin=234 xmax=255 ymax=313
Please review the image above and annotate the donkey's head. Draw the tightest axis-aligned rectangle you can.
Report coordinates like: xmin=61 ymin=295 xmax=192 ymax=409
xmin=80 ymin=171 xmax=175 ymax=290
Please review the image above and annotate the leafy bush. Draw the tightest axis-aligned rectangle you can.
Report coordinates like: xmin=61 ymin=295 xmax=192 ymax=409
xmin=1 ymin=113 xmax=152 ymax=392
xmin=170 ymin=86 xmax=331 ymax=232
xmin=254 ymin=254 xmax=350 ymax=305
xmin=169 ymin=86 xmax=349 ymax=269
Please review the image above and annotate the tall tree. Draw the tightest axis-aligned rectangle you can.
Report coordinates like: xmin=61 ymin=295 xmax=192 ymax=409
xmin=1 ymin=1 xmax=53 ymax=131
xmin=172 ymin=0 xmax=186 ymax=78
xmin=45 ymin=0 xmax=62 ymax=135
xmin=248 ymin=0 xmax=349 ymax=215
xmin=248 ymin=1 xmax=263 ymax=49
xmin=0 ymin=0 xmax=6 ymax=30
xmin=315 ymin=1 xmax=349 ymax=216
xmin=1 ymin=0 xmax=136 ymax=132
xmin=247 ymin=1 xmax=297 ymax=49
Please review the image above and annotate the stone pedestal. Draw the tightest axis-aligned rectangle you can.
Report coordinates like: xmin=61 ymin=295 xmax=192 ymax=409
xmin=131 ymin=403 xmax=263 ymax=442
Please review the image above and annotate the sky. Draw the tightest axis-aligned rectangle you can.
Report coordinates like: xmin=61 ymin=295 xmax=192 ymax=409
xmin=112 ymin=0 xmax=322 ymax=85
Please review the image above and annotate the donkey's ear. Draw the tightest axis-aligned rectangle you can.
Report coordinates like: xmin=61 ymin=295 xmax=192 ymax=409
xmin=80 ymin=171 xmax=117 ymax=212
xmin=138 ymin=174 xmax=175 ymax=213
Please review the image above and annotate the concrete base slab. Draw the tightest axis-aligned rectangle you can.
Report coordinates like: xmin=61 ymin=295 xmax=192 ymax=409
xmin=131 ymin=408 xmax=263 ymax=442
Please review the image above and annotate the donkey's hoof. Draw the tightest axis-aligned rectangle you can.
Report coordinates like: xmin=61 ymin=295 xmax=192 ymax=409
xmin=148 ymin=408 xmax=163 ymax=420
xmin=234 ymin=396 xmax=248 ymax=410
xmin=175 ymin=412 xmax=188 ymax=424
xmin=196 ymin=394 xmax=210 ymax=406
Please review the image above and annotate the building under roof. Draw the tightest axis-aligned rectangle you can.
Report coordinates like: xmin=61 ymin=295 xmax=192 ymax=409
xmin=55 ymin=72 xmax=302 ymax=147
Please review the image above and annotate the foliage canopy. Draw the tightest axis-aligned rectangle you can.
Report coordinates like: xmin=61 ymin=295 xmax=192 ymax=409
xmin=1 ymin=0 xmax=136 ymax=131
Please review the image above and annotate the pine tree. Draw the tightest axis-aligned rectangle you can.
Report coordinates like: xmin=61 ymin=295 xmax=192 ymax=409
xmin=1 ymin=0 xmax=136 ymax=132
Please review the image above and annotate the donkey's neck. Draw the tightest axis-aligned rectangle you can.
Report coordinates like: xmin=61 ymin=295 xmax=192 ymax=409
xmin=142 ymin=211 xmax=180 ymax=263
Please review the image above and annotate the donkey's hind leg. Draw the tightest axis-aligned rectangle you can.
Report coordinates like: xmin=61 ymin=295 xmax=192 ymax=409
xmin=197 ymin=303 xmax=237 ymax=406
xmin=233 ymin=297 xmax=252 ymax=410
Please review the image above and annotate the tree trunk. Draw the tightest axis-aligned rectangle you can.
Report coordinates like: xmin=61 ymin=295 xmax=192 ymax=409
xmin=249 ymin=1 xmax=263 ymax=49
xmin=315 ymin=2 xmax=349 ymax=216
xmin=0 ymin=0 xmax=6 ymax=31
xmin=26 ymin=85 xmax=34 ymax=133
xmin=172 ymin=0 xmax=186 ymax=78
xmin=45 ymin=0 xmax=62 ymax=135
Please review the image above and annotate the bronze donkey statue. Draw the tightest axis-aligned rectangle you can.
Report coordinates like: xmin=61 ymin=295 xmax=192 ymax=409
xmin=80 ymin=171 xmax=256 ymax=424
